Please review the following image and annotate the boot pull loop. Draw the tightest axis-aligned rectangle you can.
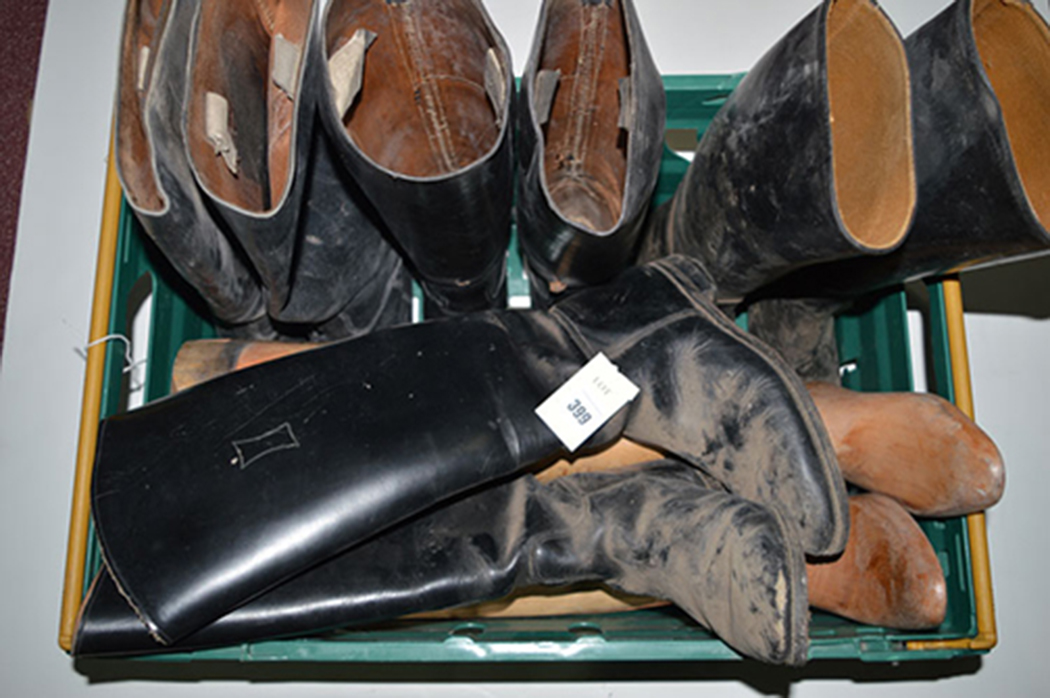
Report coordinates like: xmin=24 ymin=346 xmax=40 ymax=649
xmin=205 ymin=92 xmax=240 ymax=176
xmin=328 ymin=28 xmax=377 ymax=119
xmin=534 ymin=69 xmax=561 ymax=127
xmin=271 ymin=34 xmax=302 ymax=99
xmin=617 ymin=77 xmax=633 ymax=130
xmin=484 ymin=48 xmax=507 ymax=129
xmin=137 ymin=46 xmax=151 ymax=92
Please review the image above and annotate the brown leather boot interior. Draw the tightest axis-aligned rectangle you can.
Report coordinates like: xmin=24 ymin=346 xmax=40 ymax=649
xmin=826 ymin=0 xmax=915 ymax=251
xmin=327 ymin=0 xmax=506 ymax=179
xmin=539 ymin=0 xmax=630 ymax=234
xmin=973 ymin=0 xmax=1050 ymax=231
xmin=117 ymin=0 xmax=168 ymax=213
xmin=187 ymin=0 xmax=310 ymax=213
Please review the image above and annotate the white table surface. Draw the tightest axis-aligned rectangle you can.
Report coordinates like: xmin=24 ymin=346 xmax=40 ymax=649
xmin=2 ymin=1 xmax=1048 ymax=695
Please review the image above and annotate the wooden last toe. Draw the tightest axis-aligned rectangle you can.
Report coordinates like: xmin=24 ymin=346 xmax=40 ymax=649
xmin=808 ymin=382 xmax=1005 ymax=517
xmin=807 ymin=493 xmax=947 ymax=630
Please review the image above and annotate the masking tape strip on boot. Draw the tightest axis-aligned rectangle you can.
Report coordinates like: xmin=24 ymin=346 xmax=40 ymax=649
xmin=534 ymin=69 xmax=561 ymax=127
xmin=205 ymin=92 xmax=239 ymax=176
xmin=484 ymin=48 xmax=507 ymax=129
xmin=272 ymin=34 xmax=302 ymax=99
xmin=329 ymin=28 xmax=376 ymax=119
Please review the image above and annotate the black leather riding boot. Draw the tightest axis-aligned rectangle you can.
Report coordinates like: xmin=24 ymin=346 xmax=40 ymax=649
xmin=87 ymin=256 xmax=845 ymax=645
xmin=281 ymin=125 xmax=413 ymax=340
xmin=745 ymin=298 xmax=845 ymax=386
xmin=319 ymin=0 xmax=515 ymax=317
xmin=184 ymin=0 xmax=410 ymax=337
xmin=516 ymin=0 xmax=666 ymax=308
xmin=739 ymin=0 xmax=1050 ymax=380
xmin=763 ymin=0 xmax=1050 ymax=299
xmin=115 ymin=0 xmax=267 ymax=332
xmin=640 ymin=0 xmax=916 ymax=305
xmin=76 ymin=460 xmax=809 ymax=665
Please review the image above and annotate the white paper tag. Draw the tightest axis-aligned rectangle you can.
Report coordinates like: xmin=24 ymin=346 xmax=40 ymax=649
xmin=535 ymin=353 xmax=640 ymax=452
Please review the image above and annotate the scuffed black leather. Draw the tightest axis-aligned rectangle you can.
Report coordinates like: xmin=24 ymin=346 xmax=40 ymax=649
xmin=639 ymin=0 xmax=911 ymax=303
xmin=76 ymin=461 xmax=809 ymax=666
xmin=554 ymin=258 xmax=848 ymax=558
xmin=516 ymin=0 xmax=665 ymax=308
xmin=281 ymin=125 xmax=412 ymax=339
xmin=746 ymin=298 xmax=846 ymax=386
xmin=319 ymin=0 xmax=514 ymax=317
xmin=116 ymin=0 xmax=266 ymax=330
xmin=88 ymin=256 xmax=845 ymax=644
xmin=760 ymin=0 xmax=1050 ymax=299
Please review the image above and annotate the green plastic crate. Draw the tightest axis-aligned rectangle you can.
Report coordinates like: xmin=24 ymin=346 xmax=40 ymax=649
xmin=76 ymin=74 xmax=985 ymax=665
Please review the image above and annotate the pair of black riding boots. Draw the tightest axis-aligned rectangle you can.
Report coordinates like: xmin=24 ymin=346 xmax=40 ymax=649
xmin=118 ymin=0 xmax=516 ymax=338
xmin=76 ymin=0 xmax=1050 ymax=665
xmin=116 ymin=0 xmax=666 ymax=337
xmin=640 ymin=0 xmax=1050 ymax=383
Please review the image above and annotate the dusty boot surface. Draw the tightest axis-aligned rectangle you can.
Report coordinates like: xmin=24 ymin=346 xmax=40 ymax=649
xmin=745 ymin=298 xmax=846 ymax=385
xmin=421 ymin=492 xmax=950 ymax=632
xmin=76 ymin=461 xmax=809 ymax=666
xmin=641 ymin=0 xmax=914 ymax=304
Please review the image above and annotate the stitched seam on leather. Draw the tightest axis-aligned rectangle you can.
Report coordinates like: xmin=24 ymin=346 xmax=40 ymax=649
xmin=565 ymin=2 xmax=609 ymax=178
xmin=252 ymin=0 xmax=277 ymax=33
xmin=388 ymin=1 xmax=458 ymax=172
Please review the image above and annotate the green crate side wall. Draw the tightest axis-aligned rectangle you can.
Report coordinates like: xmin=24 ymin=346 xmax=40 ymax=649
xmin=80 ymin=75 xmax=981 ymax=663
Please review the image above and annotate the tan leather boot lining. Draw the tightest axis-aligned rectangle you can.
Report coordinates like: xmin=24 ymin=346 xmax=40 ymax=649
xmin=973 ymin=0 xmax=1050 ymax=230
xmin=118 ymin=0 xmax=168 ymax=212
xmin=327 ymin=0 xmax=503 ymax=179
xmin=188 ymin=0 xmax=309 ymax=212
xmin=540 ymin=0 xmax=630 ymax=234
xmin=826 ymin=0 xmax=915 ymax=250
xmin=265 ymin=1 xmax=310 ymax=207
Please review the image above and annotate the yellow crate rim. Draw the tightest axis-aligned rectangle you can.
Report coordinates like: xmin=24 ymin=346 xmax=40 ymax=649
xmin=907 ymin=277 xmax=998 ymax=652
xmin=58 ymin=131 xmax=122 ymax=652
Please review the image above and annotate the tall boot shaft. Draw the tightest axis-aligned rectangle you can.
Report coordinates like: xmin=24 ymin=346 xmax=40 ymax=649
xmin=641 ymin=0 xmax=916 ymax=304
xmin=184 ymin=0 xmax=317 ymax=317
xmin=76 ymin=461 xmax=809 ymax=665
xmin=116 ymin=0 xmax=266 ymax=329
xmin=760 ymin=0 xmax=1050 ymax=299
xmin=516 ymin=0 xmax=665 ymax=307
xmin=319 ymin=0 xmax=515 ymax=316
xmin=185 ymin=0 xmax=412 ymax=335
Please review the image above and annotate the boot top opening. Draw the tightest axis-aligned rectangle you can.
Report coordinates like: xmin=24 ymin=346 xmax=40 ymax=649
xmin=117 ymin=0 xmax=170 ymax=213
xmin=538 ymin=0 xmax=631 ymax=234
xmin=973 ymin=0 xmax=1050 ymax=232
xmin=187 ymin=0 xmax=312 ymax=213
xmin=826 ymin=0 xmax=915 ymax=252
xmin=328 ymin=0 xmax=508 ymax=179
